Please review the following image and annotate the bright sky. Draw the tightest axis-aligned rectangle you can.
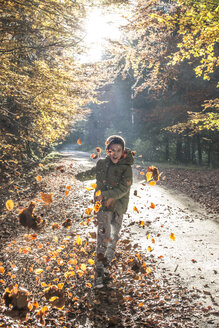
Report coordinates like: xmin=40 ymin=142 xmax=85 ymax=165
xmin=80 ymin=7 xmax=126 ymax=63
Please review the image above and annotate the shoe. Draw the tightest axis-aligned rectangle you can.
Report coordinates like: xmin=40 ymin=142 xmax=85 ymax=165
xmin=94 ymin=275 xmax=104 ymax=289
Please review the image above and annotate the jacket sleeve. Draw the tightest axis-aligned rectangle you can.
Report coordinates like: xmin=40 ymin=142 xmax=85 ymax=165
xmin=101 ymin=165 xmax=132 ymax=200
xmin=75 ymin=165 xmax=96 ymax=181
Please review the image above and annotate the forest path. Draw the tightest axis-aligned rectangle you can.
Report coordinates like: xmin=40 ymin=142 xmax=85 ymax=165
xmin=63 ymin=150 xmax=219 ymax=322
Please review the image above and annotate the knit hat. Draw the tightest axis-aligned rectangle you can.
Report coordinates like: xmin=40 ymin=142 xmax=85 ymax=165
xmin=105 ymin=135 xmax=125 ymax=151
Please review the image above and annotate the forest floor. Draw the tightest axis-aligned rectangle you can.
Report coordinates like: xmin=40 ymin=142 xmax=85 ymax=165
xmin=0 ymin=151 xmax=218 ymax=328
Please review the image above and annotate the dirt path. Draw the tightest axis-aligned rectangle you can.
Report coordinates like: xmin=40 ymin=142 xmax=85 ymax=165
xmin=0 ymin=151 xmax=218 ymax=328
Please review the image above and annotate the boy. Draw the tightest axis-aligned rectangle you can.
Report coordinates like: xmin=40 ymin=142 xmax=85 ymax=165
xmin=76 ymin=135 xmax=134 ymax=288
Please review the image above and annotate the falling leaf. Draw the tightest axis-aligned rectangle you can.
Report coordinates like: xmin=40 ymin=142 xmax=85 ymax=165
xmin=77 ymin=139 xmax=82 ymax=145
xmin=34 ymin=268 xmax=44 ymax=275
xmin=149 ymin=181 xmax=156 ymax=186
xmin=88 ymin=259 xmax=95 ymax=265
xmin=65 ymin=190 xmax=69 ymax=196
xmin=147 ymin=234 xmax=150 ymax=239
xmin=41 ymin=282 xmax=47 ymax=287
xmin=84 ymin=187 xmax=93 ymax=191
xmin=146 ymin=172 xmax=153 ymax=182
xmin=151 ymin=238 xmax=155 ymax=244
xmin=140 ymin=221 xmax=144 ymax=226
xmin=50 ymin=296 xmax=59 ymax=302
xmin=139 ymin=302 xmax=143 ymax=307
xmin=90 ymin=183 xmax=97 ymax=189
xmin=146 ymin=267 xmax=151 ymax=273
xmin=36 ymin=176 xmax=42 ymax=182
xmin=76 ymin=235 xmax=82 ymax=246
xmin=58 ymin=283 xmax=64 ymax=289
xmin=147 ymin=246 xmax=152 ymax=252
xmin=140 ymin=172 xmax=145 ymax=176
xmin=90 ymin=153 xmax=98 ymax=159
xmin=40 ymin=192 xmax=53 ymax=205
xmin=54 ymin=236 xmax=58 ymax=243
xmin=96 ymin=147 xmax=101 ymax=153
xmin=0 ymin=267 xmax=5 ymax=274
xmin=95 ymin=190 xmax=101 ymax=197
xmin=150 ymin=202 xmax=155 ymax=209
xmin=85 ymin=208 xmax=93 ymax=215
xmin=133 ymin=206 xmax=139 ymax=213
xmin=162 ymin=176 xmax=166 ymax=180
xmin=6 ymin=199 xmax=14 ymax=211
xmin=66 ymin=185 xmax=71 ymax=190
xmin=170 ymin=233 xmax=175 ymax=241
xmin=94 ymin=201 xmax=101 ymax=212
xmin=30 ymin=233 xmax=37 ymax=240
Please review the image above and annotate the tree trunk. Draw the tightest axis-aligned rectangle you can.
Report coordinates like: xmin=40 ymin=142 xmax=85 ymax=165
xmin=184 ymin=136 xmax=191 ymax=163
xmin=191 ymin=136 xmax=196 ymax=164
xmin=197 ymin=134 xmax=202 ymax=165
xmin=176 ymin=135 xmax=182 ymax=162
xmin=165 ymin=135 xmax=169 ymax=161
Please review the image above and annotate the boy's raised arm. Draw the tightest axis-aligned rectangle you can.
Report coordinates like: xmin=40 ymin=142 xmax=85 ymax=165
xmin=75 ymin=165 xmax=96 ymax=181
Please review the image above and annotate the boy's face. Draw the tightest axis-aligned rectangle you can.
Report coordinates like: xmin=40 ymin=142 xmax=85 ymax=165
xmin=108 ymin=144 xmax=124 ymax=164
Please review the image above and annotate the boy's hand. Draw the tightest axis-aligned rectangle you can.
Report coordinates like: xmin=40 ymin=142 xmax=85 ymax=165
xmin=104 ymin=198 xmax=115 ymax=208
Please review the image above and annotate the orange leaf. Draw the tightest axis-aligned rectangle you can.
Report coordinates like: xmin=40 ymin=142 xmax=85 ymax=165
xmin=140 ymin=221 xmax=144 ymax=226
xmin=57 ymin=283 xmax=64 ymax=289
xmin=162 ymin=176 xmax=166 ymax=180
xmin=139 ymin=302 xmax=143 ymax=307
xmin=96 ymin=147 xmax=101 ymax=153
xmin=133 ymin=206 xmax=139 ymax=213
xmin=151 ymin=238 xmax=155 ymax=244
xmin=65 ymin=190 xmax=69 ymax=196
xmin=170 ymin=233 xmax=175 ymax=241
xmin=140 ymin=172 xmax=145 ymax=176
xmin=6 ymin=199 xmax=14 ymax=211
xmin=0 ymin=279 xmax=6 ymax=284
xmin=77 ymin=139 xmax=82 ymax=145
xmin=149 ymin=181 xmax=156 ymax=186
xmin=40 ymin=192 xmax=53 ymax=205
xmin=66 ymin=185 xmax=72 ymax=190
xmin=150 ymin=202 xmax=155 ymax=209
xmin=90 ymin=183 xmax=97 ymax=189
xmin=36 ymin=175 xmax=42 ymax=182
xmin=30 ymin=233 xmax=37 ymax=240
xmin=86 ymin=283 xmax=92 ymax=288
xmin=85 ymin=208 xmax=93 ymax=215
xmin=0 ymin=267 xmax=5 ymax=274
xmin=94 ymin=201 xmax=101 ymax=212
xmin=51 ymin=223 xmax=60 ymax=230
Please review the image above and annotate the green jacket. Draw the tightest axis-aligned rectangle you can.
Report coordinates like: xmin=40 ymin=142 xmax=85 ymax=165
xmin=76 ymin=148 xmax=134 ymax=215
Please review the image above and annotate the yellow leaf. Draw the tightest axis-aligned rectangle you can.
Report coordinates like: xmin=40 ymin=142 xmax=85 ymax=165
xmin=86 ymin=283 xmax=92 ymax=288
xmin=139 ymin=302 xmax=143 ymax=307
xmin=146 ymin=172 xmax=153 ymax=182
xmin=147 ymin=234 xmax=150 ymax=239
xmin=170 ymin=233 xmax=175 ymax=241
xmin=50 ymin=296 xmax=59 ymax=302
xmin=88 ymin=259 xmax=95 ymax=265
xmin=149 ymin=181 xmax=156 ymax=186
xmin=147 ymin=246 xmax=152 ymax=252
xmin=140 ymin=221 xmax=144 ymax=226
xmin=95 ymin=190 xmax=101 ymax=197
xmin=34 ymin=268 xmax=44 ymax=275
xmin=54 ymin=236 xmax=58 ymax=243
xmin=76 ymin=235 xmax=82 ymax=245
xmin=41 ymin=282 xmax=47 ymax=287
xmin=81 ymin=264 xmax=86 ymax=271
xmin=64 ymin=271 xmax=75 ymax=278
xmin=36 ymin=175 xmax=42 ymax=182
xmin=6 ymin=199 xmax=14 ymax=211
xmin=146 ymin=267 xmax=151 ymax=274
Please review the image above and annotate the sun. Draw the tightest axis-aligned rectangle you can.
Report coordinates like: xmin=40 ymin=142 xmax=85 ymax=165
xmin=81 ymin=7 xmax=124 ymax=63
